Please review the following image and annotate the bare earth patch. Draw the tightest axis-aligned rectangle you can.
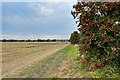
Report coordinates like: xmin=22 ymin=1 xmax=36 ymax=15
xmin=2 ymin=42 xmax=69 ymax=77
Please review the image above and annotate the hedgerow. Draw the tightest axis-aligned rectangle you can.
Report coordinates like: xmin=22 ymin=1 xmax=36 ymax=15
xmin=71 ymin=1 xmax=120 ymax=69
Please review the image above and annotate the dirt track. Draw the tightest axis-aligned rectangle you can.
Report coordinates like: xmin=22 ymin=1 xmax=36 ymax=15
xmin=2 ymin=42 xmax=69 ymax=77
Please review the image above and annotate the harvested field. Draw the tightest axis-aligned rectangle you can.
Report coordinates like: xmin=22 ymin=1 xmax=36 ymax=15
xmin=2 ymin=42 xmax=69 ymax=77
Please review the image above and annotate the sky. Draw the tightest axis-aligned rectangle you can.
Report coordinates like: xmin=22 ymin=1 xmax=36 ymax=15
xmin=1 ymin=2 xmax=77 ymax=40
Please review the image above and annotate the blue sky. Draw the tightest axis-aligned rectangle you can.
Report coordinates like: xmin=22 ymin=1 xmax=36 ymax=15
xmin=2 ymin=2 xmax=77 ymax=39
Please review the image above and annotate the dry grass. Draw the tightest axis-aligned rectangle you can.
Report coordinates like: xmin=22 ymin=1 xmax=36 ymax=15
xmin=2 ymin=42 xmax=69 ymax=77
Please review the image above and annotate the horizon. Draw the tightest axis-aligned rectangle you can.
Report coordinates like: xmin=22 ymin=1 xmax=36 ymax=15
xmin=1 ymin=38 xmax=69 ymax=40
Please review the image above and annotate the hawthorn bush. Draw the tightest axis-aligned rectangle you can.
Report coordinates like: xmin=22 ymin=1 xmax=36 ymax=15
xmin=71 ymin=1 xmax=120 ymax=69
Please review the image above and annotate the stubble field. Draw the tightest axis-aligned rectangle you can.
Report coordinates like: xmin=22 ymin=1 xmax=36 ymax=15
xmin=2 ymin=42 xmax=69 ymax=77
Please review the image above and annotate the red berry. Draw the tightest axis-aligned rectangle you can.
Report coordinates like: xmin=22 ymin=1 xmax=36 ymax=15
xmin=81 ymin=61 xmax=84 ymax=64
xmin=91 ymin=6 xmax=95 ymax=9
xmin=83 ymin=23 xmax=86 ymax=27
xmin=108 ymin=40 xmax=110 ymax=43
xmin=100 ymin=5 xmax=104 ymax=8
xmin=109 ymin=56 xmax=113 ymax=60
xmin=96 ymin=62 xmax=102 ymax=67
xmin=112 ymin=26 xmax=114 ymax=29
xmin=101 ymin=19 xmax=104 ymax=23
xmin=88 ymin=14 xmax=90 ymax=18
xmin=104 ymin=59 xmax=107 ymax=63
xmin=105 ymin=7 xmax=108 ymax=11
xmin=99 ymin=27 xmax=104 ymax=31
xmin=102 ymin=34 xmax=106 ymax=39
xmin=88 ymin=23 xmax=91 ymax=27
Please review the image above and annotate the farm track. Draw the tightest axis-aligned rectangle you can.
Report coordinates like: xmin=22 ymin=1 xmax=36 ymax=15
xmin=2 ymin=42 xmax=69 ymax=77
xmin=13 ymin=44 xmax=78 ymax=78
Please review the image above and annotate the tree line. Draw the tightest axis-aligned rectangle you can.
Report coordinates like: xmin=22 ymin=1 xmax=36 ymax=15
xmin=1 ymin=39 xmax=69 ymax=42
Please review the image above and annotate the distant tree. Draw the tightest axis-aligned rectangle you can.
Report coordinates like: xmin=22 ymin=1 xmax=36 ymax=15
xmin=26 ymin=39 xmax=31 ymax=42
xmin=37 ymin=39 xmax=42 ymax=42
xmin=46 ymin=39 xmax=50 ymax=42
xmin=70 ymin=31 xmax=79 ymax=44
xmin=53 ymin=39 xmax=56 ymax=42
xmin=2 ymin=39 xmax=6 ymax=42
xmin=10 ymin=39 xmax=17 ymax=42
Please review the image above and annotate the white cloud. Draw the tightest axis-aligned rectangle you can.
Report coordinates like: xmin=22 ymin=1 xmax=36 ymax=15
xmin=29 ymin=3 xmax=55 ymax=16
xmin=1 ymin=34 xmax=69 ymax=40
xmin=40 ymin=6 xmax=54 ymax=16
